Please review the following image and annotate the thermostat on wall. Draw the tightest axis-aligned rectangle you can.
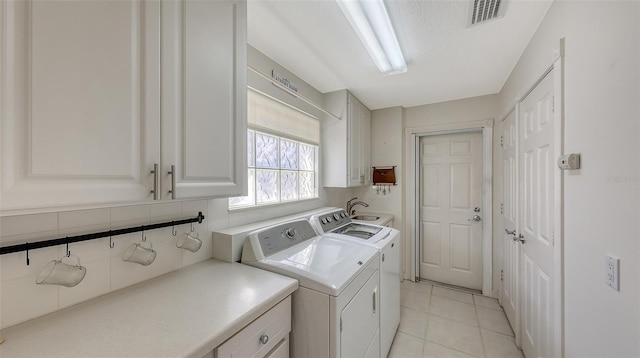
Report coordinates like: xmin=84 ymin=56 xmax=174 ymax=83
xmin=558 ymin=154 xmax=580 ymax=170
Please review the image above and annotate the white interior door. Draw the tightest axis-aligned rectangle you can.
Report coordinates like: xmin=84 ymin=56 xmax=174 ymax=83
xmin=419 ymin=132 xmax=483 ymax=290
xmin=519 ymin=70 xmax=555 ymax=358
xmin=501 ymin=110 xmax=520 ymax=346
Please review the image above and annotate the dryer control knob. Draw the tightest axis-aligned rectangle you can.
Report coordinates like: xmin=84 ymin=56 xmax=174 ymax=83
xmin=284 ymin=228 xmax=296 ymax=239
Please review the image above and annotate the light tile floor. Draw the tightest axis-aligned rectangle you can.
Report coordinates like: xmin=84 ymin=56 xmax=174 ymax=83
xmin=387 ymin=281 xmax=524 ymax=358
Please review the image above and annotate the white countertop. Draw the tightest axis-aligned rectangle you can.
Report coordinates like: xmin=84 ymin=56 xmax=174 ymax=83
xmin=0 ymin=260 xmax=298 ymax=358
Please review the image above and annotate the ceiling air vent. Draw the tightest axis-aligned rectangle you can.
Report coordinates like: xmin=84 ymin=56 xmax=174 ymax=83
xmin=468 ymin=0 xmax=504 ymax=26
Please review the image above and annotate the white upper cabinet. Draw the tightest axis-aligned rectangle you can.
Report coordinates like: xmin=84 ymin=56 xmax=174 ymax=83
xmin=160 ymin=0 xmax=247 ymax=200
xmin=0 ymin=0 xmax=247 ymax=211
xmin=322 ymin=90 xmax=371 ymax=188
xmin=0 ymin=0 xmax=161 ymax=211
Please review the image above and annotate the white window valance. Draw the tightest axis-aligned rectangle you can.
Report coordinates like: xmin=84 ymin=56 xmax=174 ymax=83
xmin=247 ymin=89 xmax=320 ymax=145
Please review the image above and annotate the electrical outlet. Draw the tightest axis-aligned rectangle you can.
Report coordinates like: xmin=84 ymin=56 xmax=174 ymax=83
xmin=605 ymin=254 xmax=620 ymax=291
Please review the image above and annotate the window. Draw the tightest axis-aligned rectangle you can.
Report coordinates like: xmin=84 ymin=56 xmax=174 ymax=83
xmin=229 ymin=90 xmax=319 ymax=209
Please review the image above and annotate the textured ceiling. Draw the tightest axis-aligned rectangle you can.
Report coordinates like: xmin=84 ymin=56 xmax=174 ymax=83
xmin=248 ymin=0 xmax=553 ymax=110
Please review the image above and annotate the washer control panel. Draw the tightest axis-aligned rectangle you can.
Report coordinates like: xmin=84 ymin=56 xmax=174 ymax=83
xmin=317 ymin=209 xmax=351 ymax=232
xmin=255 ymin=220 xmax=317 ymax=257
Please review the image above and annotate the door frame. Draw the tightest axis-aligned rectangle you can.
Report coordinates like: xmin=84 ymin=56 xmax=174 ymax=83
xmin=404 ymin=119 xmax=493 ymax=295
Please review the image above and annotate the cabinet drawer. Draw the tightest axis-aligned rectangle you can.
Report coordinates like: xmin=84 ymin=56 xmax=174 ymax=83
xmin=216 ymin=296 xmax=291 ymax=358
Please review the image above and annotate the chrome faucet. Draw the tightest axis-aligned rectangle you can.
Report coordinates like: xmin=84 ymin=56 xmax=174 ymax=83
xmin=346 ymin=197 xmax=369 ymax=216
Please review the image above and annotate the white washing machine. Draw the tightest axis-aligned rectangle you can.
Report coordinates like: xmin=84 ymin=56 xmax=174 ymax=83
xmin=241 ymin=219 xmax=381 ymax=358
xmin=310 ymin=209 xmax=401 ymax=358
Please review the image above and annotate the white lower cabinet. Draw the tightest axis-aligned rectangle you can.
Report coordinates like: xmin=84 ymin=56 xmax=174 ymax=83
xmin=212 ymin=296 xmax=292 ymax=358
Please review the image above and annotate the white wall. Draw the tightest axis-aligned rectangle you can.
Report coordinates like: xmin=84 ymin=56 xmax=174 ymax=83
xmin=497 ymin=1 xmax=640 ymax=356
xmin=350 ymin=107 xmax=403 ymax=220
xmin=405 ymin=94 xmax=498 ymax=128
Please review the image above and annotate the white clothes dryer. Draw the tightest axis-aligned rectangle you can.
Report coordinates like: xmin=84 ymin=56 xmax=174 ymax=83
xmin=242 ymin=219 xmax=381 ymax=358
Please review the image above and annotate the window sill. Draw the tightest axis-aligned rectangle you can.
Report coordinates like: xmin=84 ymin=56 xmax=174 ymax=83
xmin=228 ymin=197 xmax=321 ymax=213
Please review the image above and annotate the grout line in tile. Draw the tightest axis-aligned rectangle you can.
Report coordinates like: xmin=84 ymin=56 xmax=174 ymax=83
xmin=473 ymin=295 xmax=488 ymax=358
xmin=424 ymin=338 xmax=484 ymax=358
xmin=425 ymin=280 xmax=433 ymax=339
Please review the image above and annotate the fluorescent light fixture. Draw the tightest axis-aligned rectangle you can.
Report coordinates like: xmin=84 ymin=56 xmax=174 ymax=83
xmin=337 ymin=0 xmax=406 ymax=75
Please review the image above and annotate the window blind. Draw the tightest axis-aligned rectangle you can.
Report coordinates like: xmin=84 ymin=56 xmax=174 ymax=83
xmin=247 ymin=89 xmax=320 ymax=145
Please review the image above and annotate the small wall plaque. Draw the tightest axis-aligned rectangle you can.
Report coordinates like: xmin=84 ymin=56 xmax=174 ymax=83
xmin=373 ymin=166 xmax=396 ymax=185
xmin=372 ymin=166 xmax=396 ymax=195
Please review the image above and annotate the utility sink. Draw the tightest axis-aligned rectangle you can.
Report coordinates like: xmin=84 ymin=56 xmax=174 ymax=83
xmin=351 ymin=215 xmax=380 ymax=221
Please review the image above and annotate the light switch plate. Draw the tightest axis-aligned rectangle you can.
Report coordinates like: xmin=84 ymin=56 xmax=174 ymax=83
xmin=605 ymin=254 xmax=620 ymax=291
xmin=558 ymin=153 xmax=581 ymax=170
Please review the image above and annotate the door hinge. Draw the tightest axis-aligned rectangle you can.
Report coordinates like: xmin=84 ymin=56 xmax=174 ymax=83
xmin=552 ymin=96 xmax=555 ymax=113
xmin=340 ymin=318 xmax=342 ymax=331
xmin=500 ymin=203 xmax=504 ymax=214
xmin=500 ymin=135 xmax=504 ymax=148
xmin=500 ymin=269 xmax=504 ymax=282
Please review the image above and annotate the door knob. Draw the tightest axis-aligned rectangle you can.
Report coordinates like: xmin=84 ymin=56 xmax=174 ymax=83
xmin=468 ymin=215 xmax=482 ymax=222
xmin=516 ymin=234 xmax=526 ymax=244
xmin=505 ymin=229 xmax=516 ymax=235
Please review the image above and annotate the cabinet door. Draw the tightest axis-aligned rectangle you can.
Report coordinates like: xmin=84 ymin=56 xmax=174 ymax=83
xmin=340 ymin=269 xmax=379 ymax=358
xmin=360 ymin=104 xmax=372 ymax=185
xmin=215 ymin=297 xmax=291 ymax=358
xmin=0 ymin=0 xmax=160 ymax=211
xmin=347 ymin=93 xmax=371 ymax=187
xmin=161 ymin=0 xmax=247 ymax=200
xmin=347 ymin=93 xmax=362 ymax=187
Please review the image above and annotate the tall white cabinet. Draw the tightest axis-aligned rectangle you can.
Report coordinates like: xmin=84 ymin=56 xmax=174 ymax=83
xmin=161 ymin=0 xmax=246 ymax=201
xmin=322 ymin=90 xmax=371 ymax=188
xmin=0 ymin=0 xmax=247 ymax=211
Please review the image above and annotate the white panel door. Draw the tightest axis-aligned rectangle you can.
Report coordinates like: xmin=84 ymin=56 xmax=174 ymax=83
xmin=501 ymin=110 xmax=520 ymax=345
xmin=161 ymin=0 xmax=247 ymax=200
xmin=519 ymin=70 xmax=555 ymax=358
xmin=0 ymin=0 xmax=160 ymax=210
xmin=419 ymin=132 xmax=483 ymax=290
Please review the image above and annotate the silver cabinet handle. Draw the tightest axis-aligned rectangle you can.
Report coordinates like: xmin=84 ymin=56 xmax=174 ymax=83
xmin=167 ymin=165 xmax=176 ymax=199
xmin=372 ymin=288 xmax=377 ymax=314
xmin=150 ymin=163 xmax=159 ymax=200
xmin=468 ymin=215 xmax=482 ymax=222
xmin=505 ymin=229 xmax=516 ymax=235
xmin=259 ymin=334 xmax=269 ymax=345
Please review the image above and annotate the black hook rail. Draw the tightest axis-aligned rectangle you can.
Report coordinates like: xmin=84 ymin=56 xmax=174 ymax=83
xmin=0 ymin=212 xmax=205 ymax=256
